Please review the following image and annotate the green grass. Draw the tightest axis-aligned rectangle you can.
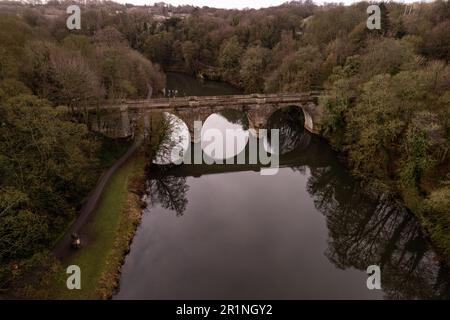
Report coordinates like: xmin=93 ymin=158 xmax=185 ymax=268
xmin=51 ymin=154 xmax=146 ymax=299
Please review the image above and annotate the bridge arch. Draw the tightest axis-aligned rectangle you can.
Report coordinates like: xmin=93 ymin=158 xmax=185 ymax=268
xmin=139 ymin=108 xmax=252 ymax=164
xmin=302 ymin=107 xmax=314 ymax=133
xmin=264 ymin=105 xmax=312 ymax=154
xmin=201 ymin=109 xmax=250 ymax=161
xmin=270 ymin=103 xmax=315 ymax=133
xmin=244 ymin=102 xmax=315 ymax=134
xmin=147 ymin=112 xmax=191 ymax=165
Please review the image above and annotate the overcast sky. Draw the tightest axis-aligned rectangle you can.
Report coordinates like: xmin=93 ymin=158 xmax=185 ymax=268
xmin=116 ymin=0 xmax=415 ymax=10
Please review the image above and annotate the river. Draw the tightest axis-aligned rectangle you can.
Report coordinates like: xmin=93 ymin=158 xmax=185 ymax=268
xmin=113 ymin=73 xmax=450 ymax=300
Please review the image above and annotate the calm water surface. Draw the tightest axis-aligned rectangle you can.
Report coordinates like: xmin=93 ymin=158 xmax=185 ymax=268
xmin=114 ymin=73 xmax=450 ymax=300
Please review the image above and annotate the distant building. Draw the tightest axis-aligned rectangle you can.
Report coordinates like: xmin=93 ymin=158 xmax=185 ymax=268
xmin=153 ymin=14 xmax=168 ymax=22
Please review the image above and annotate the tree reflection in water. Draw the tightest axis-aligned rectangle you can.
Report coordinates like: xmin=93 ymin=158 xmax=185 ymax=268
xmin=143 ymin=104 xmax=450 ymax=299
xmin=146 ymin=168 xmax=189 ymax=217
xmin=307 ymin=165 xmax=450 ymax=299
xmin=266 ymin=106 xmax=311 ymax=155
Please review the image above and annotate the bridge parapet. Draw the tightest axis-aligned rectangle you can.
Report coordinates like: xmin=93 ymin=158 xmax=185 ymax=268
xmin=101 ymin=93 xmax=319 ymax=110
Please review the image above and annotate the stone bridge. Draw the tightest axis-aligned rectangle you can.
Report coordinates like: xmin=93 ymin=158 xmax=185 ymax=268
xmin=93 ymin=93 xmax=323 ymax=137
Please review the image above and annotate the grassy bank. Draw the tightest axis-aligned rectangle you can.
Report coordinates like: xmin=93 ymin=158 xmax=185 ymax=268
xmin=53 ymin=152 xmax=146 ymax=299
xmin=14 ymin=151 xmax=147 ymax=299
xmin=49 ymin=136 xmax=132 ymax=250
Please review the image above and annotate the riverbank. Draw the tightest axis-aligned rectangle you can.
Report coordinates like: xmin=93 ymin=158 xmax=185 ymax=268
xmin=401 ymin=185 xmax=450 ymax=263
xmin=13 ymin=151 xmax=147 ymax=299
xmin=52 ymin=138 xmax=142 ymax=259
xmin=54 ymin=152 xmax=147 ymax=299
xmin=320 ymin=131 xmax=450 ymax=266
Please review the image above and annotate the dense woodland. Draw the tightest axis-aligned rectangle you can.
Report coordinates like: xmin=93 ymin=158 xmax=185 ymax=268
xmin=0 ymin=0 xmax=450 ymax=292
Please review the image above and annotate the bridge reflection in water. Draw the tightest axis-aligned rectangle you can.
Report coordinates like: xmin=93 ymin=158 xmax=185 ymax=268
xmin=114 ymin=104 xmax=450 ymax=300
